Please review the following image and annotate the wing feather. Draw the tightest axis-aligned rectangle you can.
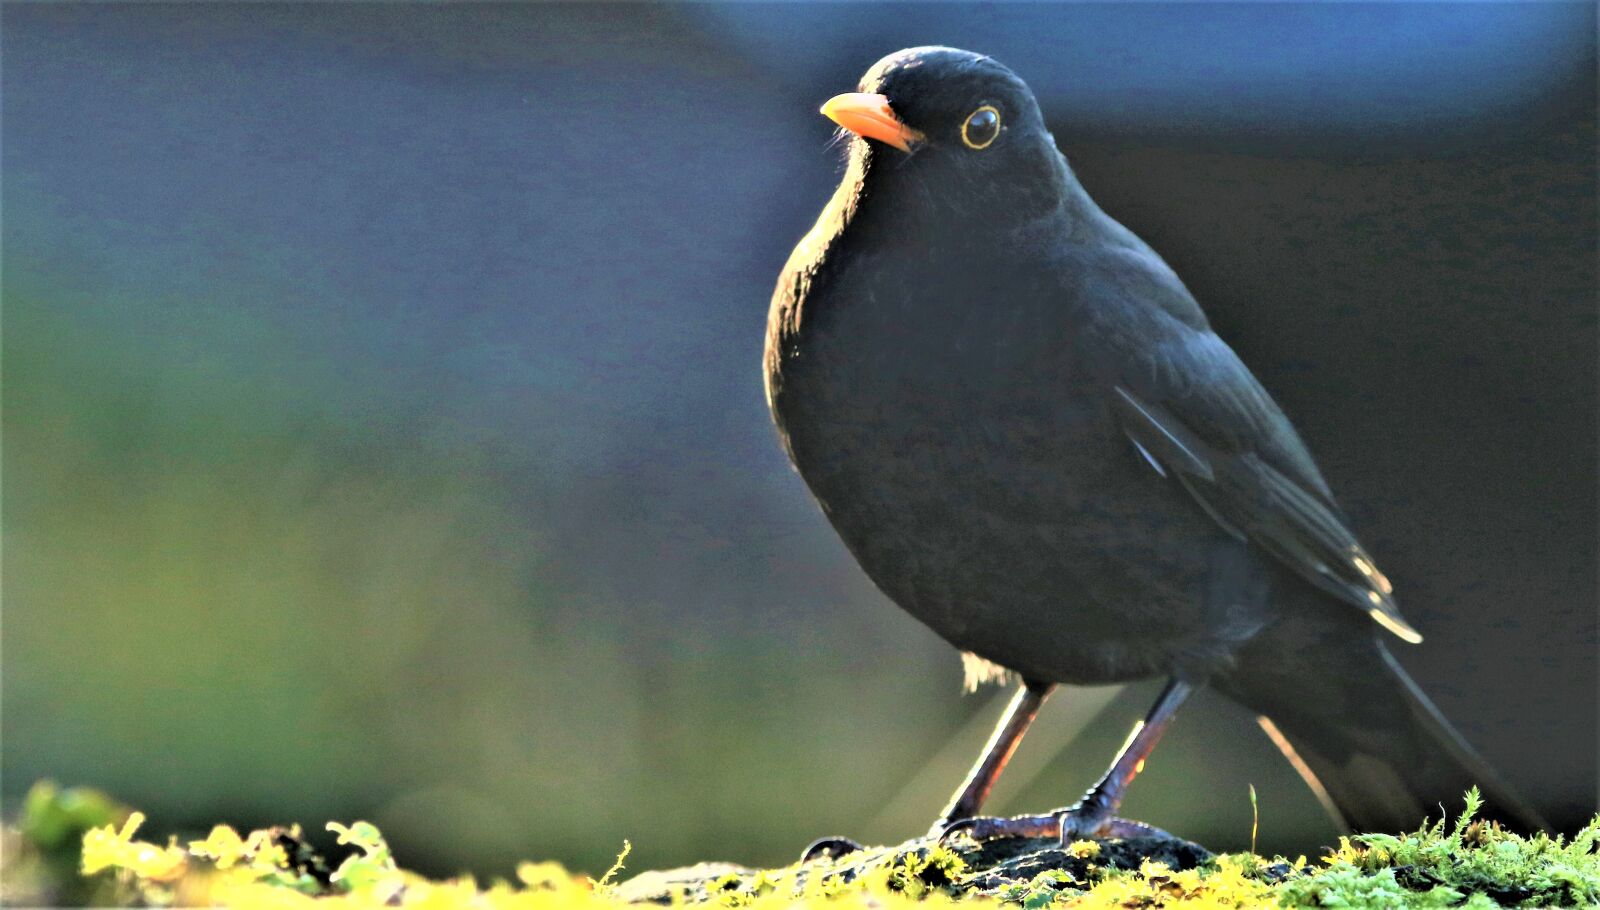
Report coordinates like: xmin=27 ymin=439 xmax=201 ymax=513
xmin=1113 ymin=382 xmax=1421 ymax=645
xmin=1063 ymin=239 xmax=1417 ymax=642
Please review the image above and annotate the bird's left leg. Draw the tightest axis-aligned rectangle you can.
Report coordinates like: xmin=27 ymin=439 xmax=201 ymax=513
xmin=929 ymin=678 xmax=1055 ymax=836
xmin=942 ymin=678 xmax=1194 ymax=843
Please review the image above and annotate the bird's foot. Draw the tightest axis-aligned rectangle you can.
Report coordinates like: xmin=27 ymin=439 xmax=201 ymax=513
xmin=931 ymin=789 xmax=1100 ymax=843
xmin=934 ymin=802 xmax=1172 ymax=846
xmin=799 ymin=836 xmax=863 ymax=863
xmin=1075 ymin=816 xmax=1174 ymax=841
xmin=934 ymin=811 xmax=1062 ymax=843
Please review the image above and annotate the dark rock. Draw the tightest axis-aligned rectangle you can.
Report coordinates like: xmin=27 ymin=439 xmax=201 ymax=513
xmin=614 ymin=832 xmax=1212 ymax=905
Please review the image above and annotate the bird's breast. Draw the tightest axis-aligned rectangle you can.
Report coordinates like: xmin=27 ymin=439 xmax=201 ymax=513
xmin=764 ymin=219 xmax=1261 ymax=685
xmin=769 ymin=223 xmax=1092 ymax=460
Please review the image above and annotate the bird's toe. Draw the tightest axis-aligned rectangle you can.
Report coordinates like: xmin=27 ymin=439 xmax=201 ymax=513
xmin=1072 ymin=816 xmax=1173 ymax=842
xmin=933 ymin=812 xmax=1065 ymax=844
xmin=799 ymin=836 xmax=863 ymax=863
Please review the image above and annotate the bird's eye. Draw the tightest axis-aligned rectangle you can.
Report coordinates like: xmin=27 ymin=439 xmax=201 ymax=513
xmin=961 ymin=105 xmax=1001 ymax=150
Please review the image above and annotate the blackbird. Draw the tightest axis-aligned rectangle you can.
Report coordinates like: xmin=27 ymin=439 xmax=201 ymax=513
xmin=764 ymin=46 xmax=1546 ymax=853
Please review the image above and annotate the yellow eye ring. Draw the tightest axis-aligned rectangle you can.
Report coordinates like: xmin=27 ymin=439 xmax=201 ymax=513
xmin=961 ymin=105 xmax=1001 ymax=150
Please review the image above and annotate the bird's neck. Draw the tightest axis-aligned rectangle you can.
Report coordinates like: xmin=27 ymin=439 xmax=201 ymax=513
xmin=1052 ymin=151 xmax=1148 ymax=251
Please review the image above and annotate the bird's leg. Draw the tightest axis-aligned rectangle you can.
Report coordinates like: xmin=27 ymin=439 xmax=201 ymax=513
xmin=942 ymin=678 xmax=1194 ymax=844
xmin=1055 ymin=678 xmax=1192 ymax=840
xmin=928 ymin=678 xmax=1055 ymax=837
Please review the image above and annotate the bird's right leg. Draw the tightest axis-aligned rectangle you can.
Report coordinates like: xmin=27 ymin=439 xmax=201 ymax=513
xmin=928 ymin=678 xmax=1055 ymax=836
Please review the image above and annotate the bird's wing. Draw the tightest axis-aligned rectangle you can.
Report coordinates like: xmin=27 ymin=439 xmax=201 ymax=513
xmin=1108 ymin=328 xmax=1422 ymax=645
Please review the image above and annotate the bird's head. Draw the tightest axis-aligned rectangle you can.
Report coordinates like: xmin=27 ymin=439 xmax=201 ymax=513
xmin=821 ymin=47 xmax=1067 ymax=228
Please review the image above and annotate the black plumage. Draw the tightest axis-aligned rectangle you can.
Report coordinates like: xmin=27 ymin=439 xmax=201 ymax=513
xmin=765 ymin=46 xmax=1543 ymax=844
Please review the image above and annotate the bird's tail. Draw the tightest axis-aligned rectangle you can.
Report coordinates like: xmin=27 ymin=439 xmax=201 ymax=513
xmin=1214 ymin=612 xmax=1548 ymax=835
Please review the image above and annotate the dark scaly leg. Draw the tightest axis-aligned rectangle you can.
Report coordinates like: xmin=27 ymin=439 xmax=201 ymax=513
xmin=943 ymin=678 xmax=1194 ymax=844
xmin=929 ymin=678 xmax=1054 ymax=836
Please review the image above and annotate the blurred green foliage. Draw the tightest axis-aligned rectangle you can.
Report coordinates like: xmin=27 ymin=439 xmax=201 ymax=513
xmin=1 ymin=782 xmax=130 ymax=906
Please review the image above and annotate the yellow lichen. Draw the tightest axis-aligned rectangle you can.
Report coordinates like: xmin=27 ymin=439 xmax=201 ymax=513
xmin=80 ymin=812 xmax=188 ymax=883
xmin=1063 ymin=840 xmax=1100 ymax=860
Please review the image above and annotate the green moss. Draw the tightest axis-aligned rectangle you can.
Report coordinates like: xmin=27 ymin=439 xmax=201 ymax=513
xmin=1273 ymin=789 xmax=1600 ymax=908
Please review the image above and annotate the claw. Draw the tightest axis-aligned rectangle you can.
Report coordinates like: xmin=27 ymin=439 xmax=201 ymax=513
xmin=932 ymin=816 xmax=980 ymax=843
xmin=799 ymin=836 xmax=862 ymax=863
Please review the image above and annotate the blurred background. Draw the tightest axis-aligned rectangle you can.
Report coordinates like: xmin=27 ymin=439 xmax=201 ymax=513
xmin=3 ymin=1 xmax=1595 ymax=882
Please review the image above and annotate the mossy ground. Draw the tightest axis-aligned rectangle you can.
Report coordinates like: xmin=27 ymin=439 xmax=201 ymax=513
xmin=3 ymin=782 xmax=1596 ymax=909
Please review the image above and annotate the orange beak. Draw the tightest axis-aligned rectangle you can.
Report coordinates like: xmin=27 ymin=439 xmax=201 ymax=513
xmin=820 ymin=93 xmax=924 ymax=152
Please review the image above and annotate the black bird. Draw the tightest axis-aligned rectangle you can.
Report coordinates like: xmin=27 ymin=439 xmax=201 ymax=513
xmin=765 ymin=46 xmax=1545 ymax=850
